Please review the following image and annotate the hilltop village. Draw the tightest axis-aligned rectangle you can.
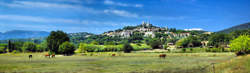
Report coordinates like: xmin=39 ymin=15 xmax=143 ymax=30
xmin=102 ymin=21 xmax=209 ymax=39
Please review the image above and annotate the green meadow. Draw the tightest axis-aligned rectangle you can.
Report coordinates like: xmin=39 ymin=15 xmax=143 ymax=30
xmin=1 ymin=52 xmax=248 ymax=73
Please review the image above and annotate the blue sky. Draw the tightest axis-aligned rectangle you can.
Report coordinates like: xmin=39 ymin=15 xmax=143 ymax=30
xmin=0 ymin=0 xmax=249 ymax=34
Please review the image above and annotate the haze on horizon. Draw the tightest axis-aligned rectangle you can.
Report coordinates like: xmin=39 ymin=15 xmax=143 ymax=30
xmin=0 ymin=0 xmax=249 ymax=34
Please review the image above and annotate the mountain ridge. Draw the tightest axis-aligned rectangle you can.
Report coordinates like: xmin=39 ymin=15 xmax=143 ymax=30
xmin=0 ymin=30 xmax=50 ymax=40
xmin=218 ymin=22 xmax=250 ymax=33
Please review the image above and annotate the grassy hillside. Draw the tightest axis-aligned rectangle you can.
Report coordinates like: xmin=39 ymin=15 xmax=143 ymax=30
xmin=0 ymin=53 xmax=235 ymax=73
xmin=219 ymin=22 xmax=250 ymax=33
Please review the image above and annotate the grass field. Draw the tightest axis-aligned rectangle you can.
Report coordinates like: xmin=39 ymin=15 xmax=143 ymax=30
xmin=0 ymin=52 xmax=248 ymax=73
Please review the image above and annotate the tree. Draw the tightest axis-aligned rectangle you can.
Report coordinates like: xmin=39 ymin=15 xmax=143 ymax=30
xmin=59 ymin=42 xmax=75 ymax=55
xmin=176 ymin=38 xmax=189 ymax=48
xmin=208 ymin=33 xmax=232 ymax=47
xmin=78 ymin=43 xmax=88 ymax=53
xmin=229 ymin=35 xmax=250 ymax=55
xmin=176 ymin=36 xmax=201 ymax=48
xmin=147 ymin=38 xmax=162 ymax=49
xmin=230 ymin=29 xmax=250 ymax=39
xmin=7 ymin=40 xmax=14 ymax=52
xmin=123 ymin=43 xmax=133 ymax=53
xmin=22 ymin=42 xmax=37 ymax=52
xmin=47 ymin=30 xmax=70 ymax=54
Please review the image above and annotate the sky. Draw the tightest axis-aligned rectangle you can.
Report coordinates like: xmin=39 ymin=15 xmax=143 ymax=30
xmin=0 ymin=0 xmax=249 ymax=34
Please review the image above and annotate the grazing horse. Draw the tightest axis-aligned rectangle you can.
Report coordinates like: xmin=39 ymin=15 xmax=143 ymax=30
xmin=51 ymin=54 xmax=55 ymax=58
xmin=45 ymin=54 xmax=50 ymax=58
xmin=29 ymin=55 xmax=32 ymax=59
xmin=112 ymin=54 xmax=116 ymax=56
xmin=159 ymin=54 xmax=166 ymax=58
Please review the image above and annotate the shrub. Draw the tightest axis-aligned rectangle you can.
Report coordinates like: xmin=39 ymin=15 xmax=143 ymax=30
xmin=131 ymin=44 xmax=151 ymax=51
xmin=229 ymin=35 xmax=250 ymax=56
xmin=59 ymin=42 xmax=75 ymax=55
xmin=22 ymin=42 xmax=37 ymax=52
xmin=206 ymin=47 xmax=223 ymax=52
xmin=123 ymin=43 xmax=133 ymax=53
xmin=0 ymin=46 xmax=6 ymax=53
xmin=104 ymin=45 xmax=123 ymax=52
xmin=78 ymin=43 xmax=103 ymax=52
xmin=148 ymin=38 xmax=162 ymax=49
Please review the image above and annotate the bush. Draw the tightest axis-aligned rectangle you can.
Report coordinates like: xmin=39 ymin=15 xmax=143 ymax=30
xmin=123 ymin=43 xmax=133 ymax=53
xmin=104 ymin=45 xmax=123 ymax=52
xmin=0 ymin=47 xmax=6 ymax=53
xmin=0 ymin=44 xmax=7 ymax=53
xmin=206 ymin=47 xmax=223 ymax=52
xmin=148 ymin=38 xmax=162 ymax=49
xmin=59 ymin=42 xmax=75 ymax=55
xmin=131 ymin=44 xmax=151 ymax=51
xmin=229 ymin=35 xmax=250 ymax=55
xmin=78 ymin=43 xmax=103 ymax=52
xmin=22 ymin=42 xmax=37 ymax=52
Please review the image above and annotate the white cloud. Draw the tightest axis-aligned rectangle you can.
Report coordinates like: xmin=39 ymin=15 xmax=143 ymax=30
xmin=0 ymin=1 xmax=100 ymax=13
xmin=104 ymin=9 xmax=139 ymax=18
xmin=104 ymin=0 xmax=143 ymax=8
xmin=54 ymin=0 xmax=83 ymax=4
xmin=0 ymin=14 xmax=117 ymax=26
xmin=184 ymin=28 xmax=203 ymax=31
xmin=0 ymin=14 xmax=136 ymax=28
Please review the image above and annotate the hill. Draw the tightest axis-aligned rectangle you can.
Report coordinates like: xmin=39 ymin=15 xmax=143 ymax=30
xmin=218 ymin=22 xmax=250 ymax=33
xmin=0 ymin=30 xmax=50 ymax=40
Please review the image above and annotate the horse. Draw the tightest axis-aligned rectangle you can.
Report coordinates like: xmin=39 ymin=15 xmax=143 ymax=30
xmin=112 ymin=54 xmax=116 ymax=56
xmin=45 ymin=54 xmax=50 ymax=58
xmin=159 ymin=54 xmax=166 ymax=58
xmin=29 ymin=55 xmax=32 ymax=59
xmin=51 ymin=54 xmax=55 ymax=58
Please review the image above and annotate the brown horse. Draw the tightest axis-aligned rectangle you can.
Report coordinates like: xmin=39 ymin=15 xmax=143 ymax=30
xmin=45 ymin=54 xmax=50 ymax=58
xmin=51 ymin=54 xmax=55 ymax=58
xmin=112 ymin=54 xmax=116 ymax=56
xmin=159 ymin=54 xmax=166 ymax=58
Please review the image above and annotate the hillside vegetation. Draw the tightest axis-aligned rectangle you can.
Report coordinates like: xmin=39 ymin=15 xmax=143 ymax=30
xmin=218 ymin=22 xmax=250 ymax=33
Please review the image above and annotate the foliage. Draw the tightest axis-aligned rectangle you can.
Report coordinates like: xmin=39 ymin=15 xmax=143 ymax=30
xmin=47 ymin=30 xmax=70 ymax=54
xmin=123 ymin=26 xmax=137 ymax=30
xmin=131 ymin=43 xmax=151 ymax=51
xmin=208 ymin=33 xmax=232 ymax=47
xmin=77 ymin=43 xmax=124 ymax=52
xmin=59 ymin=42 xmax=75 ymax=55
xmin=176 ymin=36 xmax=201 ymax=48
xmin=104 ymin=45 xmax=123 ymax=52
xmin=230 ymin=29 xmax=250 ymax=39
xmin=78 ymin=43 xmax=103 ymax=52
xmin=123 ymin=43 xmax=133 ymax=53
xmin=22 ymin=42 xmax=37 ymax=52
xmin=147 ymin=38 xmax=162 ymax=49
xmin=0 ymin=44 xmax=7 ymax=53
xmin=205 ymin=47 xmax=224 ymax=52
xmin=229 ymin=35 xmax=250 ymax=55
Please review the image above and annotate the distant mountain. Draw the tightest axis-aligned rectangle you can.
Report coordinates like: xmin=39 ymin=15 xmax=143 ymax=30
xmin=0 ymin=30 xmax=50 ymax=40
xmin=68 ymin=32 xmax=95 ymax=43
xmin=218 ymin=22 xmax=250 ymax=33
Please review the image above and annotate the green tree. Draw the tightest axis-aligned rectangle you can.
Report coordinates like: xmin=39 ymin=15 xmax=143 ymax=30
xmin=230 ymin=29 xmax=250 ymax=39
xmin=47 ymin=30 xmax=70 ymax=54
xmin=176 ymin=38 xmax=189 ymax=48
xmin=176 ymin=36 xmax=201 ymax=48
xmin=208 ymin=33 xmax=232 ymax=47
xmin=59 ymin=42 xmax=75 ymax=55
xmin=147 ymin=38 xmax=162 ymax=49
xmin=78 ymin=43 xmax=88 ymax=53
xmin=229 ymin=35 xmax=250 ymax=55
xmin=22 ymin=42 xmax=37 ymax=52
xmin=123 ymin=43 xmax=133 ymax=53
